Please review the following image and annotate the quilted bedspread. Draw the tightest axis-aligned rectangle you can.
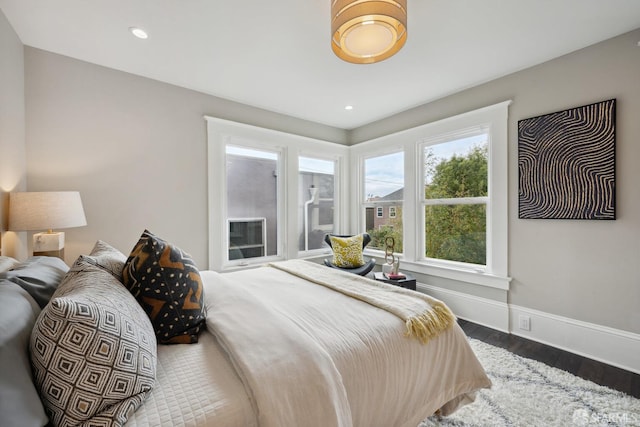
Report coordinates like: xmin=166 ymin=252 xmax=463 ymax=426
xmin=128 ymin=264 xmax=491 ymax=426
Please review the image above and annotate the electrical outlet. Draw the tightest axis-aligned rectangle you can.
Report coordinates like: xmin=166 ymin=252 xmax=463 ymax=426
xmin=518 ymin=315 xmax=531 ymax=331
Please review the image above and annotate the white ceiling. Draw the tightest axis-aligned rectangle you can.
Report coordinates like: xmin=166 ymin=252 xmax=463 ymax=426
xmin=2 ymin=0 xmax=640 ymax=129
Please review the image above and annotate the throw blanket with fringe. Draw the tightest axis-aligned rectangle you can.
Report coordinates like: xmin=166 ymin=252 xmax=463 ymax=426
xmin=268 ymin=259 xmax=456 ymax=344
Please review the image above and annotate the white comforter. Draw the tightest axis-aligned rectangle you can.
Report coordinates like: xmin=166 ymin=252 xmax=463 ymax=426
xmin=129 ymin=265 xmax=491 ymax=427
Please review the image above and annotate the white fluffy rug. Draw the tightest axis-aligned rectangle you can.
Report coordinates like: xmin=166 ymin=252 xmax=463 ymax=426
xmin=421 ymin=339 xmax=640 ymax=427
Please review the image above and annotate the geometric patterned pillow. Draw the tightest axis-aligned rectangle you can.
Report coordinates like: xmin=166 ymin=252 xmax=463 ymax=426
xmin=329 ymin=234 xmax=365 ymax=268
xmin=122 ymin=230 xmax=205 ymax=344
xmin=30 ymin=257 xmax=157 ymax=427
xmin=85 ymin=240 xmax=128 ymax=282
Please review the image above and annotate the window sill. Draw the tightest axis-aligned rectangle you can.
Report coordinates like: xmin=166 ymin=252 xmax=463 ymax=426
xmin=370 ymin=255 xmax=511 ymax=291
xmin=298 ymin=252 xmax=510 ymax=291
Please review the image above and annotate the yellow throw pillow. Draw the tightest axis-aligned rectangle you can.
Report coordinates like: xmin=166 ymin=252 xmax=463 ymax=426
xmin=330 ymin=234 xmax=365 ymax=268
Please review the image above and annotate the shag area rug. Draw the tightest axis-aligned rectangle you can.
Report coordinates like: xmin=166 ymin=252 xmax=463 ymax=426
xmin=421 ymin=339 xmax=640 ymax=427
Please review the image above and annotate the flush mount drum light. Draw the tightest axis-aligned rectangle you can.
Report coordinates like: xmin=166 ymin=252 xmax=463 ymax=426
xmin=331 ymin=0 xmax=407 ymax=64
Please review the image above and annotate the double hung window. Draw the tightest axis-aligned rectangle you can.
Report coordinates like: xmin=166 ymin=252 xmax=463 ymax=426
xmin=351 ymin=101 xmax=510 ymax=289
xmin=421 ymin=133 xmax=488 ymax=266
xmin=226 ymin=146 xmax=280 ymax=261
xmin=208 ymin=101 xmax=509 ymax=289
xmin=206 ymin=117 xmax=346 ymax=270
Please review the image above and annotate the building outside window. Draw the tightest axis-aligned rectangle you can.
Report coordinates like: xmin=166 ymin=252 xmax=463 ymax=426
xmin=226 ymin=146 xmax=279 ymax=261
xmin=363 ymin=151 xmax=404 ymax=252
xmin=298 ymin=156 xmax=336 ymax=251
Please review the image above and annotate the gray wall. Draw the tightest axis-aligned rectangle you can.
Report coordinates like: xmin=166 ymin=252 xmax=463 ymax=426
xmin=23 ymin=47 xmax=347 ymax=267
xmin=351 ymin=29 xmax=640 ymax=335
xmin=0 ymin=9 xmax=27 ymax=258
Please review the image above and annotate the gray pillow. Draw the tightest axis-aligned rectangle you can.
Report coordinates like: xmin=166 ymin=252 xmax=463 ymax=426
xmin=0 ymin=282 xmax=49 ymax=427
xmin=0 ymin=256 xmax=19 ymax=272
xmin=0 ymin=256 xmax=69 ymax=308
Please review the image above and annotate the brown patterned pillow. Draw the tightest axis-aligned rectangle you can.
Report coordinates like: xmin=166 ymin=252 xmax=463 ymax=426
xmin=122 ymin=230 xmax=205 ymax=344
xmin=30 ymin=256 xmax=157 ymax=427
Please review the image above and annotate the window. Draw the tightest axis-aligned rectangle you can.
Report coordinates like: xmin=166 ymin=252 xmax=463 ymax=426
xmin=226 ymin=146 xmax=280 ymax=261
xmin=206 ymin=116 xmax=348 ymax=270
xmin=229 ymin=218 xmax=266 ymax=260
xmin=351 ymin=101 xmax=510 ymax=290
xmin=208 ymin=102 xmax=509 ymax=288
xmin=299 ymin=156 xmax=336 ymax=251
xmin=422 ymin=134 xmax=488 ymax=265
xmin=363 ymin=152 xmax=404 ymax=252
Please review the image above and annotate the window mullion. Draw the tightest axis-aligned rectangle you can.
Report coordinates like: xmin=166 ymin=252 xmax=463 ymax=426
xmin=423 ymin=197 xmax=489 ymax=206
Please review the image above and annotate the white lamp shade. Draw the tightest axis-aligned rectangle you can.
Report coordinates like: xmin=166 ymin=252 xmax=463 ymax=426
xmin=8 ymin=191 xmax=87 ymax=231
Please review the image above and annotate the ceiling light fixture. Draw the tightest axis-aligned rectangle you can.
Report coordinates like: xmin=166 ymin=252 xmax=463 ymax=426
xmin=129 ymin=27 xmax=148 ymax=39
xmin=345 ymin=105 xmax=353 ymax=110
xmin=331 ymin=0 xmax=407 ymax=64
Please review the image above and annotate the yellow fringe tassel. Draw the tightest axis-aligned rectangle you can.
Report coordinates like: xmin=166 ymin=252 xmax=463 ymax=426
xmin=404 ymin=302 xmax=456 ymax=344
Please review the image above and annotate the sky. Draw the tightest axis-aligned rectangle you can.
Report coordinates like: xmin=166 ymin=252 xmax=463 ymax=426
xmin=365 ymin=152 xmax=404 ymax=199
xmin=365 ymin=133 xmax=487 ymax=198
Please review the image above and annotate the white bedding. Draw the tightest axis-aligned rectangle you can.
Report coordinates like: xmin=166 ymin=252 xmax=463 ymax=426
xmin=126 ymin=328 xmax=256 ymax=427
xmin=129 ymin=264 xmax=491 ymax=427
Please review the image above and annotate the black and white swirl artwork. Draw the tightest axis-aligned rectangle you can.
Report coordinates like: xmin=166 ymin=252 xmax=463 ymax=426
xmin=518 ymin=99 xmax=616 ymax=220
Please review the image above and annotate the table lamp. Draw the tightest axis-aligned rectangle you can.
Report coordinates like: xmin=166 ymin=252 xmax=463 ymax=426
xmin=8 ymin=191 xmax=87 ymax=258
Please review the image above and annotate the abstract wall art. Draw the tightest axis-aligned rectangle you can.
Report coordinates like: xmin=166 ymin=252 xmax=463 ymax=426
xmin=518 ymin=99 xmax=616 ymax=220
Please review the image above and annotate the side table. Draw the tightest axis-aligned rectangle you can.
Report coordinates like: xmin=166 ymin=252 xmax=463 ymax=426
xmin=372 ymin=271 xmax=416 ymax=291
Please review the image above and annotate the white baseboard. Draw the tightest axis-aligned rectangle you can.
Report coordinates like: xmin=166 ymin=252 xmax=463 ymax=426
xmin=417 ymin=283 xmax=640 ymax=375
xmin=417 ymin=283 xmax=510 ymax=333
xmin=509 ymin=304 xmax=640 ymax=375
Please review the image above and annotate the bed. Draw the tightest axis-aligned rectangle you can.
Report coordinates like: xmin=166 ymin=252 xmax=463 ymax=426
xmin=1 ymin=237 xmax=491 ymax=427
xmin=129 ymin=264 xmax=491 ymax=427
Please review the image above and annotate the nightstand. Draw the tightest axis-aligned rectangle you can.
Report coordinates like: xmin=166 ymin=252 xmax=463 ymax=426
xmin=372 ymin=271 xmax=416 ymax=291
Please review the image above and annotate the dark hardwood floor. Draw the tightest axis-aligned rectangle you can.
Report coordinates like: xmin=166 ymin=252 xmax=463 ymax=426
xmin=458 ymin=319 xmax=640 ymax=399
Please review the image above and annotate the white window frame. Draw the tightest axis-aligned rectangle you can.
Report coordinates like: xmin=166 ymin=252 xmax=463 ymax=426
xmin=206 ymin=116 xmax=348 ymax=271
xmin=350 ymin=101 xmax=511 ymax=290
xmin=376 ymin=207 xmax=383 ymax=218
xmin=389 ymin=206 xmax=397 ymax=218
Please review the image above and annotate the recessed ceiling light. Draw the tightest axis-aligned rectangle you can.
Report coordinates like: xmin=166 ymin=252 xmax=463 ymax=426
xmin=129 ymin=27 xmax=148 ymax=39
xmin=345 ymin=105 xmax=354 ymax=111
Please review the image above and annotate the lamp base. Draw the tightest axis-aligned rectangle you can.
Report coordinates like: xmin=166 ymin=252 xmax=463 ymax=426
xmin=34 ymin=248 xmax=65 ymax=259
xmin=33 ymin=232 xmax=65 ymax=259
